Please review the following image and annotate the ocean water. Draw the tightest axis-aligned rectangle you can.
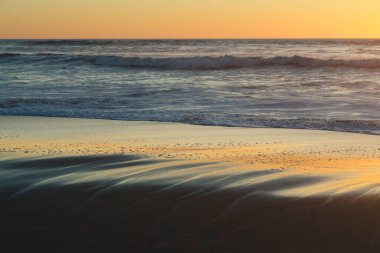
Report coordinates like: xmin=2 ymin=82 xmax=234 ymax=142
xmin=1 ymin=39 xmax=380 ymax=134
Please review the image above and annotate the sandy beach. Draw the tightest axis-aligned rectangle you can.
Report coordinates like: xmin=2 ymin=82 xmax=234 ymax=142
xmin=1 ymin=116 xmax=380 ymax=252
xmin=3 ymin=0 xmax=380 ymax=251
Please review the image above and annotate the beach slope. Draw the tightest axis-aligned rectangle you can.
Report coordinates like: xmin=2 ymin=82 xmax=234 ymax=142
xmin=1 ymin=116 xmax=380 ymax=252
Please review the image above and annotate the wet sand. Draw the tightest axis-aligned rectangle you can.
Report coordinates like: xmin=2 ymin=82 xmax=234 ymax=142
xmin=1 ymin=116 xmax=380 ymax=252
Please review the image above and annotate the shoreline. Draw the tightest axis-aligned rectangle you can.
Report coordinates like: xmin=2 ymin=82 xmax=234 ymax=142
xmin=1 ymin=114 xmax=379 ymax=136
xmin=2 ymin=115 xmax=380 ymax=196
xmin=2 ymin=116 xmax=380 ymax=252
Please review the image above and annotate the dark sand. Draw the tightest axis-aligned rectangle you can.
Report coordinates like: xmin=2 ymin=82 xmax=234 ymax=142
xmin=1 ymin=116 xmax=380 ymax=252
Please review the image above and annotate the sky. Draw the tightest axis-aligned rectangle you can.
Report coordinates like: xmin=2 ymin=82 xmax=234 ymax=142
xmin=1 ymin=0 xmax=380 ymax=39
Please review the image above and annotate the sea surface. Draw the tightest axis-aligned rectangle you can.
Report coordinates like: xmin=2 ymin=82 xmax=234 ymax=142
xmin=1 ymin=39 xmax=380 ymax=134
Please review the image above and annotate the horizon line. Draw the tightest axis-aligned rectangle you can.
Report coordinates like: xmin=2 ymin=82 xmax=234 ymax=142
xmin=1 ymin=37 xmax=380 ymax=40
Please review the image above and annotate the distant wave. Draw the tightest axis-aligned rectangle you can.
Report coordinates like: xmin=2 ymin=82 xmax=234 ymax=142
xmin=23 ymin=40 xmax=121 ymax=45
xmin=0 ymin=53 xmax=22 ymax=58
xmin=90 ymin=55 xmax=380 ymax=70
xmin=17 ymin=39 xmax=380 ymax=46
xmin=4 ymin=53 xmax=380 ymax=70
xmin=22 ymin=39 xmax=190 ymax=46
xmin=0 ymin=52 xmax=61 ymax=58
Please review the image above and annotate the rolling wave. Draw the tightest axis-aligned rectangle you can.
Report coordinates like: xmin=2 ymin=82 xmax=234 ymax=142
xmin=3 ymin=53 xmax=380 ymax=70
xmin=0 ymin=53 xmax=22 ymax=58
xmin=91 ymin=55 xmax=380 ymax=70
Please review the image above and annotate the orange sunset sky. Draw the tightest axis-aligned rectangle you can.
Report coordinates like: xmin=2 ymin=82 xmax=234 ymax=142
xmin=1 ymin=0 xmax=380 ymax=39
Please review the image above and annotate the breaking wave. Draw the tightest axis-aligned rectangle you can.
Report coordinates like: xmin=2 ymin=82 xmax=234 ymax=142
xmin=4 ymin=53 xmax=380 ymax=70
xmin=90 ymin=55 xmax=380 ymax=70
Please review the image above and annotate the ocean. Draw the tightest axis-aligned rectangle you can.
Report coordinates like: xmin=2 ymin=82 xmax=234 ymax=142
xmin=1 ymin=39 xmax=380 ymax=134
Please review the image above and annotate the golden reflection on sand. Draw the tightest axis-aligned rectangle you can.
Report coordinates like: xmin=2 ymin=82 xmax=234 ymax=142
xmin=1 ymin=116 xmax=380 ymax=198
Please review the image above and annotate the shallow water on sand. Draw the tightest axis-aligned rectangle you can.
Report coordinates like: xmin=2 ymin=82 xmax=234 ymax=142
xmin=1 ymin=154 xmax=380 ymax=252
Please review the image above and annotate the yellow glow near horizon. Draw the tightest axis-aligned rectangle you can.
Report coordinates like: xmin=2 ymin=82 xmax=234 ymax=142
xmin=1 ymin=0 xmax=380 ymax=39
